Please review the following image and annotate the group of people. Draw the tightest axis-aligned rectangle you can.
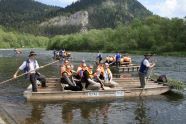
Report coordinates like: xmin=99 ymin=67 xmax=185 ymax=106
xmin=53 ymin=49 xmax=71 ymax=60
xmin=104 ymin=53 xmax=132 ymax=66
xmin=13 ymin=50 xmax=155 ymax=92
xmin=60 ymin=59 xmax=118 ymax=91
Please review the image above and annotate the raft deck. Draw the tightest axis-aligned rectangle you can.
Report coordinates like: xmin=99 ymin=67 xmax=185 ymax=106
xmin=112 ymin=64 xmax=140 ymax=72
xmin=24 ymin=78 xmax=170 ymax=101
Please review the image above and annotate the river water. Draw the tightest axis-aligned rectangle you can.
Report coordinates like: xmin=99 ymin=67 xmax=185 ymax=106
xmin=0 ymin=49 xmax=186 ymax=124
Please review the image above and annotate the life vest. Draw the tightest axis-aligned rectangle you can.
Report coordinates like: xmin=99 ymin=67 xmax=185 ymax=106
xmin=60 ymin=63 xmax=71 ymax=75
xmin=123 ymin=57 xmax=131 ymax=63
xmin=87 ymin=69 xmax=94 ymax=79
xmin=24 ymin=59 xmax=36 ymax=73
xmin=62 ymin=70 xmax=72 ymax=77
xmin=23 ymin=59 xmax=37 ymax=79
xmin=139 ymin=59 xmax=149 ymax=75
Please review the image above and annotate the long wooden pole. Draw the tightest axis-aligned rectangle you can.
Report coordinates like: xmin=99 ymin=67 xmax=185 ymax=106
xmin=0 ymin=60 xmax=60 ymax=85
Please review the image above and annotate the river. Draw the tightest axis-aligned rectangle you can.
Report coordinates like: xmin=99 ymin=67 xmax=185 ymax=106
xmin=0 ymin=49 xmax=186 ymax=124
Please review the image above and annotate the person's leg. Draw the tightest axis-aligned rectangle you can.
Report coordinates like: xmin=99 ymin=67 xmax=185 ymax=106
xmin=63 ymin=75 xmax=76 ymax=86
xmin=110 ymin=81 xmax=119 ymax=87
xmin=87 ymin=79 xmax=100 ymax=90
xmin=87 ymin=83 xmax=100 ymax=90
xmin=139 ymin=72 xmax=145 ymax=88
xmin=30 ymin=73 xmax=37 ymax=92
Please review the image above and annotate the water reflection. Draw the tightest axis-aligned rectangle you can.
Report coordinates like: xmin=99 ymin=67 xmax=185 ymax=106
xmin=164 ymin=91 xmax=184 ymax=102
xmin=24 ymin=103 xmax=45 ymax=124
xmin=134 ymin=97 xmax=151 ymax=124
xmin=22 ymin=101 xmax=111 ymax=124
xmin=61 ymin=101 xmax=110 ymax=124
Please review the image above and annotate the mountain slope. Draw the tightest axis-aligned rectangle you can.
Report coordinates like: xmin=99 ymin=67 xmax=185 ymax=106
xmin=63 ymin=0 xmax=152 ymax=28
xmin=0 ymin=0 xmax=152 ymax=35
xmin=0 ymin=0 xmax=59 ymax=29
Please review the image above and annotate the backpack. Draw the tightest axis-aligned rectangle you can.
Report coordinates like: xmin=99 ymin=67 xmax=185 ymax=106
xmin=157 ymin=75 xmax=167 ymax=83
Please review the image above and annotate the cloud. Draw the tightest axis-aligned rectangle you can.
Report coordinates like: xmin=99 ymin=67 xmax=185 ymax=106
xmin=138 ymin=0 xmax=186 ymax=18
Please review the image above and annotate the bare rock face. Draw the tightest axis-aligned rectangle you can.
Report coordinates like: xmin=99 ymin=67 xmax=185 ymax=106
xmin=40 ymin=11 xmax=88 ymax=31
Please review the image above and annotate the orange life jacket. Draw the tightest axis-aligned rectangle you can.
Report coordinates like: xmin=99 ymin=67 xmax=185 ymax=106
xmin=62 ymin=70 xmax=72 ymax=77
xmin=123 ymin=57 xmax=131 ymax=63
xmin=87 ymin=69 xmax=93 ymax=79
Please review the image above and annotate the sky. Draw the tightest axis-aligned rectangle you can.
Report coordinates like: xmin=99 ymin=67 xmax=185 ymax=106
xmin=35 ymin=0 xmax=186 ymax=18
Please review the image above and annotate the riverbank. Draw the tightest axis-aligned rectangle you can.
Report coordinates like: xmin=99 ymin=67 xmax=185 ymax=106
xmin=128 ymin=50 xmax=186 ymax=57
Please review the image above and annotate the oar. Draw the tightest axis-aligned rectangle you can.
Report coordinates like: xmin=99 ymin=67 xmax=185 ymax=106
xmin=0 ymin=60 xmax=60 ymax=85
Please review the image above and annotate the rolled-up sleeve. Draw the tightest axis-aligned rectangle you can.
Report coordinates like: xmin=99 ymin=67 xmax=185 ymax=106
xmin=19 ymin=61 xmax=26 ymax=70
xmin=35 ymin=60 xmax=39 ymax=69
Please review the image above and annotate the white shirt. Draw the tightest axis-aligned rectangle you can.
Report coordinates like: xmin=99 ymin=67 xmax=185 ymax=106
xmin=143 ymin=59 xmax=150 ymax=67
xmin=19 ymin=59 xmax=39 ymax=73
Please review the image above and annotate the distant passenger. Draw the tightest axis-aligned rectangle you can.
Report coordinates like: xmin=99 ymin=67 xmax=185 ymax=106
xmin=96 ymin=51 xmax=103 ymax=64
xmin=115 ymin=52 xmax=121 ymax=67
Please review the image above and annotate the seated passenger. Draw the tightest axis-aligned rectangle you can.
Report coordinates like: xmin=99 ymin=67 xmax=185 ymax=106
xmin=61 ymin=64 xmax=82 ymax=91
xmin=103 ymin=63 xmax=118 ymax=88
xmin=96 ymin=62 xmax=104 ymax=80
xmin=81 ymin=64 xmax=100 ymax=90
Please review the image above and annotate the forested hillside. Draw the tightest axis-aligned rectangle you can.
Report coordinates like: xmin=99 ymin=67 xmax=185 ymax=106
xmin=47 ymin=16 xmax=186 ymax=54
xmin=0 ymin=0 xmax=59 ymax=34
xmin=40 ymin=0 xmax=152 ymax=35
xmin=0 ymin=0 xmax=151 ymax=35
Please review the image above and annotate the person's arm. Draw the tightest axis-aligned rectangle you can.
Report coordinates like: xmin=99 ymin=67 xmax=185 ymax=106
xmin=144 ymin=59 xmax=155 ymax=69
xmin=13 ymin=69 xmax=20 ymax=78
xmin=13 ymin=61 xmax=26 ymax=78
xmin=150 ymin=63 xmax=156 ymax=68
xmin=35 ymin=60 xmax=40 ymax=69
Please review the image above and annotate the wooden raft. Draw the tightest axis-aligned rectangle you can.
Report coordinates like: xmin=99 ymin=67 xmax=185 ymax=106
xmin=23 ymin=78 xmax=170 ymax=101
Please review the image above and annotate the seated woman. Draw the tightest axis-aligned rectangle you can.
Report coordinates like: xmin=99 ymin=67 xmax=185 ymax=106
xmin=103 ymin=63 xmax=118 ymax=88
xmin=61 ymin=64 xmax=82 ymax=91
xmin=81 ymin=64 xmax=101 ymax=90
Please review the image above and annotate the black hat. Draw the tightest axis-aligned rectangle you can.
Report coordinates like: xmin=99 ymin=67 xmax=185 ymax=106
xmin=29 ymin=51 xmax=37 ymax=57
